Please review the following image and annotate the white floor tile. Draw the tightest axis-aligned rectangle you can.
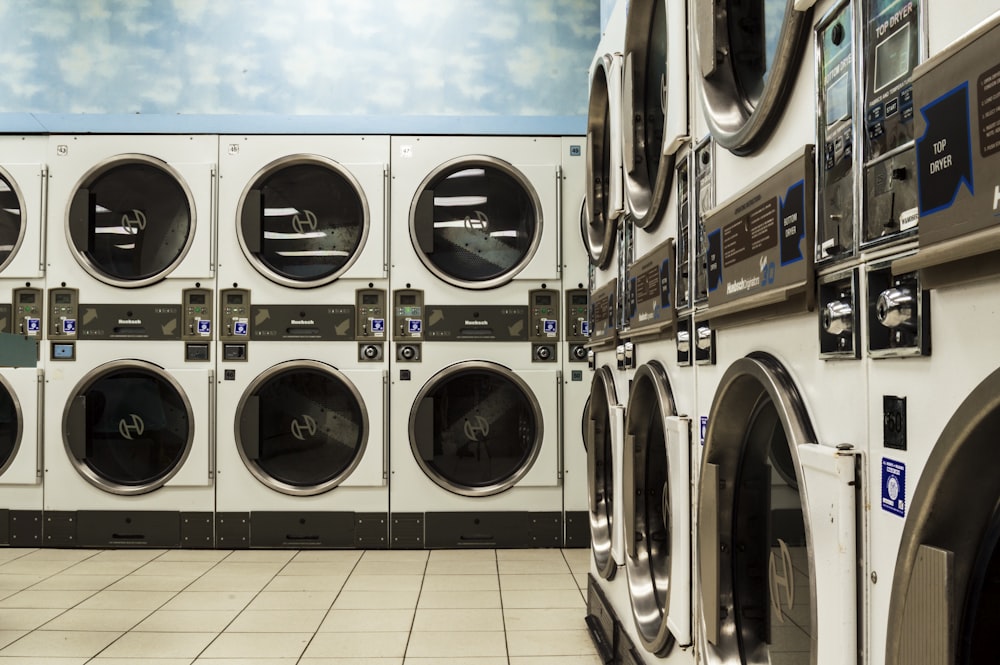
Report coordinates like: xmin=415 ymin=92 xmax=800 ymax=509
xmin=507 ymin=629 xmax=598 ymax=657
xmin=160 ymin=591 xmax=255 ymax=611
xmin=333 ymin=590 xmax=419 ymax=610
xmin=97 ymin=631 xmax=215 ymax=658
xmin=423 ymin=559 xmax=497 ymax=575
xmin=224 ymin=550 xmax=298 ymax=563
xmin=341 ymin=574 xmax=422 ymax=592
xmin=500 ymin=572 xmax=579 ymax=590
xmin=420 ymin=574 xmax=498 ymax=591
xmin=404 ymin=631 xmax=507 ymax=658
xmin=412 ymin=608 xmax=503 ymax=632
xmin=75 ymin=590 xmax=175 ymax=611
xmin=199 ymin=632 xmax=312 ymax=659
xmin=132 ymin=609 xmax=240 ymax=633
xmin=0 ymin=589 xmax=94 ymax=609
xmin=0 ymin=630 xmax=121 ymax=658
xmin=106 ymin=575 xmax=193 ymax=592
xmin=245 ymin=591 xmax=336 ymax=611
xmin=417 ymin=590 xmax=501 ymax=609
xmin=504 ymin=607 xmax=589 ymax=631
xmin=29 ymin=574 xmax=121 ymax=591
xmin=225 ymin=609 xmax=326 ymax=633
xmin=39 ymin=608 xmax=148 ymax=632
xmin=263 ymin=574 xmax=347 ymax=592
xmin=0 ymin=608 xmax=63 ymax=631
xmin=318 ymin=609 xmax=414 ymax=633
xmin=303 ymin=632 xmax=409 ymax=659
xmin=501 ymin=588 xmax=586 ymax=608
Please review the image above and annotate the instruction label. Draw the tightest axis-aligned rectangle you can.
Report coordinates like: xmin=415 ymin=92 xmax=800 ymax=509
xmin=882 ymin=458 xmax=906 ymax=517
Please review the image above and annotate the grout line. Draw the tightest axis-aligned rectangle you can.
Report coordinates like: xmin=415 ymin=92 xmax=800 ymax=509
xmin=294 ymin=547 xmax=364 ymax=664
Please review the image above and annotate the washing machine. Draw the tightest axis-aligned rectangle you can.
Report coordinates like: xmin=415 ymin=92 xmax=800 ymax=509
xmin=692 ymin=150 xmax=864 ymax=665
xmin=862 ymin=14 xmax=1000 ymax=665
xmin=45 ymin=135 xmax=217 ymax=302
xmin=216 ymin=135 xmax=388 ymax=302
xmin=388 ymin=287 xmax=562 ymax=549
xmin=389 ymin=134 xmax=562 ymax=308
xmin=585 ymin=0 xmax=626 ymax=272
xmin=0 ymin=136 xmax=47 ymax=546
xmin=42 ymin=287 xmax=215 ymax=548
xmin=561 ymin=135 xmax=592 ymax=548
xmin=213 ymin=286 xmax=388 ymax=549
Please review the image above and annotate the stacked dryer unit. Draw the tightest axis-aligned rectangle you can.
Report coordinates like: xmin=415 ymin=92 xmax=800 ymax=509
xmin=688 ymin=2 xmax=866 ymax=665
xmin=861 ymin=9 xmax=1000 ymax=665
xmin=0 ymin=136 xmax=48 ymax=546
xmin=213 ymin=135 xmax=390 ymax=548
xmin=387 ymin=135 xmax=565 ymax=549
xmin=559 ymin=135 xmax=592 ymax=548
xmin=43 ymin=135 xmax=218 ymax=548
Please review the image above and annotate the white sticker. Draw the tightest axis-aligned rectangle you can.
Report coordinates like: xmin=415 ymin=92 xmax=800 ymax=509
xmin=400 ymin=145 xmax=413 ymax=158
xmin=899 ymin=207 xmax=919 ymax=231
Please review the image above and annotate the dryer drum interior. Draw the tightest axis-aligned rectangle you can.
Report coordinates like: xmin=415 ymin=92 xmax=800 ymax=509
xmin=623 ymin=0 xmax=674 ymax=229
xmin=624 ymin=361 xmax=680 ymax=655
xmin=63 ymin=361 xmax=193 ymax=495
xmin=0 ymin=169 xmax=25 ymax=270
xmin=0 ymin=377 xmax=22 ymax=476
xmin=584 ymin=57 xmax=617 ymax=269
xmin=409 ymin=157 xmax=541 ymax=288
xmin=239 ymin=157 xmax=368 ymax=287
xmin=886 ymin=367 xmax=1000 ymax=665
xmin=700 ymin=353 xmax=816 ymax=663
xmin=67 ymin=156 xmax=196 ymax=285
xmin=697 ymin=0 xmax=813 ymax=154
xmin=409 ymin=362 xmax=542 ymax=497
xmin=236 ymin=361 xmax=368 ymax=496
xmin=587 ymin=365 xmax=619 ymax=579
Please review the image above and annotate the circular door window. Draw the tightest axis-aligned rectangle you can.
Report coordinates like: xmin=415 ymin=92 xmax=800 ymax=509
xmin=585 ymin=59 xmax=617 ymax=269
xmin=67 ymin=155 xmax=196 ymax=287
xmin=623 ymin=0 xmax=674 ymax=229
xmin=699 ymin=353 xmax=815 ymax=664
xmin=588 ymin=366 xmax=620 ymax=579
xmin=63 ymin=361 xmax=193 ymax=495
xmin=0 ymin=170 xmax=25 ymax=272
xmin=624 ymin=361 xmax=678 ymax=655
xmin=238 ymin=157 xmax=369 ymax=288
xmin=409 ymin=156 xmax=542 ymax=289
xmin=0 ymin=377 xmax=22 ymax=477
xmin=409 ymin=361 xmax=542 ymax=496
xmin=697 ymin=0 xmax=813 ymax=154
xmin=235 ymin=361 xmax=368 ymax=496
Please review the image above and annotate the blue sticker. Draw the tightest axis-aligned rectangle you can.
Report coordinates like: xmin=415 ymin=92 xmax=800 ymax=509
xmin=570 ymin=145 xmax=582 ymax=156
xmin=882 ymin=458 xmax=906 ymax=517
xmin=543 ymin=319 xmax=557 ymax=335
xmin=581 ymin=320 xmax=591 ymax=337
xmin=62 ymin=319 xmax=76 ymax=334
xmin=407 ymin=319 xmax=422 ymax=334
xmin=700 ymin=416 xmax=708 ymax=446
xmin=26 ymin=318 xmax=40 ymax=334
xmin=371 ymin=318 xmax=385 ymax=334
xmin=234 ymin=320 xmax=248 ymax=336
xmin=197 ymin=319 xmax=211 ymax=335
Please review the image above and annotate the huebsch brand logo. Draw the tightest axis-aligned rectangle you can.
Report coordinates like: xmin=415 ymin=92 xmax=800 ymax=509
xmin=118 ymin=414 xmax=145 ymax=440
xmin=464 ymin=319 xmax=489 ymax=326
xmin=290 ymin=415 xmax=318 ymax=441
xmin=464 ymin=415 xmax=490 ymax=441
xmin=726 ymin=275 xmax=761 ymax=295
xmin=291 ymin=319 xmax=316 ymax=325
xmin=291 ymin=210 xmax=318 ymax=234
xmin=121 ymin=209 xmax=147 ymax=234
xmin=117 ymin=318 xmax=142 ymax=325
xmin=464 ymin=210 xmax=489 ymax=231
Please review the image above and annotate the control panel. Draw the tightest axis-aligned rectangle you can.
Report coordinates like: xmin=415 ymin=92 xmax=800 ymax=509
xmin=356 ymin=288 xmax=386 ymax=362
xmin=566 ymin=288 xmax=589 ymax=363
xmin=47 ymin=287 xmax=78 ymax=360
xmin=219 ymin=288 xmax=250 ymax=361
xmin=393 ymin=289 xmax=423 ymax=362
xmin=13 ymin=287 xmax=42 ymax=338
xmin=182 ymin=288 xmax=213 ymax=362
xmin=529 ymin=289 xmax=559 ymax=363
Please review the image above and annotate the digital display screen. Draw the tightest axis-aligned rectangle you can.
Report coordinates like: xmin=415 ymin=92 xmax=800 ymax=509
xmin=400 ymin=294 xmax=416 ymax=305
xmin=874 ymin=23 xmax=911 ymax=92
xmin=227 ymin=294 xmax=244 ymax=305
xmin=362 ymin=294 xmax=379 ymax=305
xmin=55 ymin=293 xmax=72 ymax=304
xmin=535 ymin=294 xmax=552 ymax=305
xmin=18 ymin=293 xmax=35 ymax=304
xmin=572 ymin=294 xmax=588 ymax=305
xmin=826 ymin=72 xmax=851 ymax=123
xmin=188 ymin=293 xmax=206 ymax=305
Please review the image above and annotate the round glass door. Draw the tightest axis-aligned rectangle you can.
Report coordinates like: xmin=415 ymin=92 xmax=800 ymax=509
xmin=623 ymin=0 xmax=674 ymax=229
xmin=236 ymin=361 xmax=368 ymax=496
xmin=63 ymin=361 xmax=193 ymax=495
xmin=409 ymin=157 xmax=541 ymax=289
xmin=409 ymin=362 xmax=542 ymax=496
xmin=624 ymin=361 xmax=678 ymax=655
xmin=67 ymin=155 xmax=196 ymax=287
xmin=239 ymin=157 xmax=369 ymax=288
xmin=0 ymin=377 xmax=22 ymax=476
xmin=588 ymin=365 xmax=620 ymax=579
xmin=697 ymin=0 xmax=813 ymax=154
xmin=585 ymin=58 xmax=617 ymax=269
xmin=699 ymin=353 xmax=815 ymax=664
xmin=0 ymin=170 xmax=25 ymax=272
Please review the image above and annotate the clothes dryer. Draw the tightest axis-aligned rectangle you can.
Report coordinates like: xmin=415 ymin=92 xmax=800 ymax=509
xmin=693 ymin=151 xmax=863 ymax=665
xmin=214 ymin=287 xmax=387 ymax=549
xmin=388 ymin=288 xmax=562 ymax=549
xmin=217 ymin=135 xmax=388 ymax=301
xmin=389 ymin=135 xmax=561 ymax=306
xmin=42 ymin=289 xmax=215 ymax=548
xmin=863 ymin=14 xmax=1000 ymax=665
xmin=45 ymin=135 xmax=217 ymax=302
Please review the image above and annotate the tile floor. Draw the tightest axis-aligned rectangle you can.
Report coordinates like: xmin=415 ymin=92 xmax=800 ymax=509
xmin=0 ymin=546 xmax=600 ymax=664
